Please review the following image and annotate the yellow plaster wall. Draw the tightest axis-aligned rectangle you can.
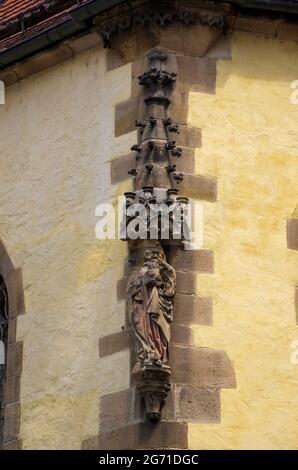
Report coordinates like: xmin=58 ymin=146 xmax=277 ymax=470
xmin=188 ymin=32 xmax=298 ymax=449
xmin=0 ymin=46 xmax=135 ymax=449
xmin=0 ymin=29 xmax=297 ymax=451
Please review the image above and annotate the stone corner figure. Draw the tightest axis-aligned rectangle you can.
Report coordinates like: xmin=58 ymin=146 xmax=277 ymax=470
xmin=127 ymin=244 xmax=176 ymax=375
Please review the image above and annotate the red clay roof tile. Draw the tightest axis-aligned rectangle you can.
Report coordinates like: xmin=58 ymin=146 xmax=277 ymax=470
xmin=0 ymin=0 xmax=85 ymax=53
xmin=0 ymin=1 xmax=45 ymax=24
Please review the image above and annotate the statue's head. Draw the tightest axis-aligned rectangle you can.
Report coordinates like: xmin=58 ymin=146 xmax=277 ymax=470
xmin=143 ymin=246 xmax=165 ymax=263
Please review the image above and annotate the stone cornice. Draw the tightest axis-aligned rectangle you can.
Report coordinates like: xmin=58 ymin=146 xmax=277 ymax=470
xmin=0 ymin=2 xmax=297 ymax=85
xmin=0 ymin=0 xmax=297 ymax=71
xmin=94 ymin=0 xmax=230 ymax=48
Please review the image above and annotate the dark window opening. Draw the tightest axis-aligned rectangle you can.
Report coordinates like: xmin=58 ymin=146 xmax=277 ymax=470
xmin=0 ymin=275 xmax=8 ymax=445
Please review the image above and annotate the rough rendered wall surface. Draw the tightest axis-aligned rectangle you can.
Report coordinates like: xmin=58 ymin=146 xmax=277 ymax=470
xmin=0 ymin=46 xmax=135 ymax=449
xmin=188 ymin=32 xmax=298 ymax=449
xmin=0 ymin=28 xmax=297 ymax=450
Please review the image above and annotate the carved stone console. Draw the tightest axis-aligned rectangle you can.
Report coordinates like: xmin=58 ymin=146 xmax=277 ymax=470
xmin=134 ymin=367 xmax=171 ymax=422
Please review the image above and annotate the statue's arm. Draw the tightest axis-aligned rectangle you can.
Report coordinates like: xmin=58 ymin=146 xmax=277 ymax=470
xmin=160 ymin=263 xmax=176 ymax=298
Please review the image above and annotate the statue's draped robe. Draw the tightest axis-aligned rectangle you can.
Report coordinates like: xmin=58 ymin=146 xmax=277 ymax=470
xmin=128 ymin=259 xmax=176 ymax=369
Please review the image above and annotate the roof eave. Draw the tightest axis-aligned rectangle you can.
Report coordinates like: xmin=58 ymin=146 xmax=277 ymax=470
xmin=0 ymin=0 xmax=298 ymax=69
xmin=226 ymin=0 xmax=298 ymax=15
xmin=0 ymin=0 xmax=126 ymax=69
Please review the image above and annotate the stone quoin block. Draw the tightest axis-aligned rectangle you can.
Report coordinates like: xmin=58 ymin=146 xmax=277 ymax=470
xmin=175 ymin=55 xmax=217 ymax=94
xmin=171 ymin=345 xmax=236 ymax=390
xmin=131 ymin=59 xmax=143 ymax=98
xmin=287 ymin=219 xmax=298 ymax=250
xmin=176 ymin=173 xmax=217 ymax=202
xmin=4 ymin=376 xmax=20 ymax=405
xmin=175 ymin=125 xmax=202 ymax=149
xmin=82 ymin=421 xmax=188 ymax=450
xmin=159 ymin=385 xmax=176 ymax=422
xmin=171 ymin=324 xmax=195 ymax=346
xmin=117 ymin=277 xmax=127 ymax=301
xmin=5 ymin=268 xmax=25 ymax=319
xmin=169 ymin=56 xmax=216 ymax=125
xmin=168 ymin=89 xmax=189 ymax=125
xmin=115 ymin=97 xmax=140 ymax=137
xmin=176 ymin=271 xmax=198 ymax=295
xmin=111 ymin=153 xmax=136 ymax=185
xmin=176 ymin=385 xmax=220 ymax=423
xmin=168 ymin=246 xmax=214 ymax=274
xmin=6 ymin=342 xmax=23 ymax=378
xmin=7 ymin=319 xmax=17 ymax=344
xmin=175 ymin=147 xmax=195 ymax=174
xmin=174 ymin=294 xmax=213 ymax=326
xmin=2 ymin=402 xmax=20 ymax=443
xmin=0 ymin=242 xmax=14 ymax=279
xmin=100 ymin=387 xmax=141 ymax=432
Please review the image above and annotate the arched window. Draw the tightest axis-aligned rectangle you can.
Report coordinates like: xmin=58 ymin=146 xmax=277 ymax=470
xmin=0 ymin=275 xmax=8 ymax=445
xmin=0 ymin=239 xmax=24 ymax=450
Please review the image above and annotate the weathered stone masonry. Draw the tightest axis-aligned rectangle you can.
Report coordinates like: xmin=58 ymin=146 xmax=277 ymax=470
xmin=0 ymin=240 xmax=25 ymax=450
xmin=287 ymin=204 xmax=298 ymax=324
xmin=83 ymin=1 xmax=236 ymax=450
xmin=1 ymin=0 xmax=297 ymax=452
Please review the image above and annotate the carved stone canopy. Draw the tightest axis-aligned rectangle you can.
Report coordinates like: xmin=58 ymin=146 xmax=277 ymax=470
xmin=121 ymin=188 xmax=190 ymax=242
xmin=120 ymin=48 xmax=190 ymax=246
xmin=94 ymin=0 xmax=229 ymax=48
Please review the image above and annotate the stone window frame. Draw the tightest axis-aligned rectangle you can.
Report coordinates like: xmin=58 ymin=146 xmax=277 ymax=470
xmin=0 ymin=239 xmax=25 ymax=450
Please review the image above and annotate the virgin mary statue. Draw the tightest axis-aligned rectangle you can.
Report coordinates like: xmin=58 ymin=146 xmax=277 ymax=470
xmin=127 ymin=245 xmax=176 ymax=372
